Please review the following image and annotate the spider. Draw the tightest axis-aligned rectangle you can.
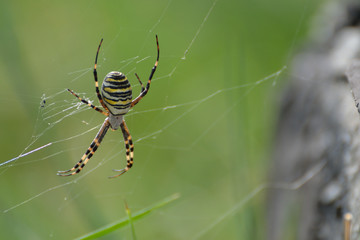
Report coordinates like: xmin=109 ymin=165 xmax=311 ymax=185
xmin=57 ymin=35 xmax=159 ymax=178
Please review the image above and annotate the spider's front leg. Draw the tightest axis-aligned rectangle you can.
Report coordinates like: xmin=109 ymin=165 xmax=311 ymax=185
xmin=67 ymin=89 xmax=108 ymax=116
xmin=130 ymin=35 xmax=159 ymax=108
xmin=109 ymin=120 xmax=134 ymax=178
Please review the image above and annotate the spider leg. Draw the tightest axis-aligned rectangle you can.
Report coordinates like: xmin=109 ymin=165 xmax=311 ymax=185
xmin=57 ymin=118 xmax=110 ymax=176
xmin=134 ymin=73 xmax=145 ymax=93
xmin=131 ymin=35 xmax=159 ymax=108
xmin=109 ymin=120 xmax=134 ymax=178
xmin=93 ymin=38 xmax=110 ymax=112
xmin=67 ymin=89 xmax=108 ymax=116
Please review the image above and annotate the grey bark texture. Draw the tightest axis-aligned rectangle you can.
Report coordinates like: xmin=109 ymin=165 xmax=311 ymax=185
xmin=267 ymin=1 xmax=360 ymax=239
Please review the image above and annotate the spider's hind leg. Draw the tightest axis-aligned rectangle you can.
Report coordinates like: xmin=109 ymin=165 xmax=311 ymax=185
xmin=57 ymin=141 xmax=97 ymax=176
xmin=109 ymin=120 xmax=134 ymax=178
xmin=57 ymin=118 xmax=110 ymax=176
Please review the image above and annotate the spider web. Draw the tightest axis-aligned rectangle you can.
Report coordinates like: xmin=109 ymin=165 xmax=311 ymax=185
xmin=0 ymin=0 xmax=325 ymax=239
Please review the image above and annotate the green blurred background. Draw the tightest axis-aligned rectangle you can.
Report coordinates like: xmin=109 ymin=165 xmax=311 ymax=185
xmin=0 ymin=0 xmax=323 ymax=239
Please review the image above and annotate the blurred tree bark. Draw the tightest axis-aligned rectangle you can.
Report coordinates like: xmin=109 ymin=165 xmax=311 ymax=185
xmin=267 ymin=1 xmax=360 ymax=239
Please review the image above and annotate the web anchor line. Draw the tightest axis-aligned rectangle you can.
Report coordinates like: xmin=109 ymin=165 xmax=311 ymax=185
xmin=0 ymin=143 xmax=53 ymax=167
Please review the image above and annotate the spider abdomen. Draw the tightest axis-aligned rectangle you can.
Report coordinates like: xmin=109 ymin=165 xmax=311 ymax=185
xmin=101 ymin=71 xmax=132 ymax=115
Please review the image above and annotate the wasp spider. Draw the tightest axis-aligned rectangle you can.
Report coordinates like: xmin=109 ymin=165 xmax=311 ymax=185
xmin=58 ymin=35 xmax=159 ymax=178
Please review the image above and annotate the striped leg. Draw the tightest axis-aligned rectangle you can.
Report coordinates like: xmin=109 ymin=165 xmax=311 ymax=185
xmin=135 ymin=73 xmax=145 ymax=93
xmin=109 ymin=120 xmax=134 ymax=178
xmin=93 ymin=38 xmax=110 ymax=112
xmin=67 ymin=89 xmax=108 ymax=116
xmin=57 ymin=118 xmax=110 ymax=176
xmin=131 ymin=35 xmax=159 ymax=108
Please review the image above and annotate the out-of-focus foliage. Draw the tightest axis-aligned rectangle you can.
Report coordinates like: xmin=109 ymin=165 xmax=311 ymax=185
xmin=0 ymin=0 xmax=323 ymax=239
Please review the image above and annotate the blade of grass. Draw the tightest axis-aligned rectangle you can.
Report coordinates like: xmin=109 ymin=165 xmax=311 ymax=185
xmin=124 ymin=200 xmax=137 ymax=240
xmin=76 ymin=193 xmax=180 ymax=240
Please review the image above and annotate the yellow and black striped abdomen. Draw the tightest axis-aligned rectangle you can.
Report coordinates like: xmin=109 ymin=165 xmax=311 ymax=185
xmin=101 ymin=71 xmax=132 ymax=115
